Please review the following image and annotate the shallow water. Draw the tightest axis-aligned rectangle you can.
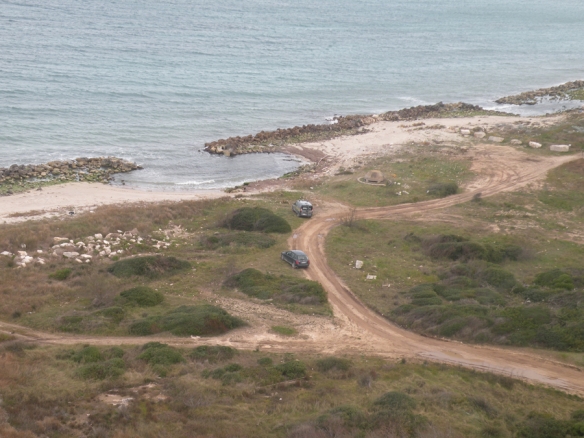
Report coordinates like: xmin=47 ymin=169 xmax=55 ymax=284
xmin=1 ymin=0 xmax=583 ymax=189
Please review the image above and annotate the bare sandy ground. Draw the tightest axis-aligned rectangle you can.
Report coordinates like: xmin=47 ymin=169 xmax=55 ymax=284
xmin=0 ymin=183 xmax=226 ymax=224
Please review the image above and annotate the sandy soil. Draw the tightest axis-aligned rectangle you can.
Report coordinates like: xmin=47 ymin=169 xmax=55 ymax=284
xmin=0 ymin=183 xmax=226 ymax=224
xmin=2 ymin=113 xmax=583 ymax=396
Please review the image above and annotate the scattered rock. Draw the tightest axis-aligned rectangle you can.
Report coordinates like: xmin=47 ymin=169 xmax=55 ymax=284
xmin=510 ymin=139 xmax=522 ymax=145
xmin=473 ymin=131 xmax=486 ymax=139
xmin=460 ymin=129 xmax=471 ymax=135
xmin=355 ymin=260 xmax=364 ymax=269
xmin=529 ymin=141 xmax=542 ymax=149
xmin=53 ymin=237 xmax=69 ymax=244
xmin=366 ymin=274 xmax=377 ymax=280
xmin=488 ymin=136 xmax=504 ymax=143
xmin=550 ymin=144 xmax=571 ymax=152
xmin=63 ymin=251 xmax=80 ymax=259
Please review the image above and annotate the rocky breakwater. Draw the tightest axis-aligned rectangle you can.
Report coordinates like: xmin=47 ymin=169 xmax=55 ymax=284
xmin=0 ymin=157 xmax=142 ymax=186
xmin=496 ymin=80 xmax=584 ymax=105
xmin=204 ymin=102 xmax=506 ymax=157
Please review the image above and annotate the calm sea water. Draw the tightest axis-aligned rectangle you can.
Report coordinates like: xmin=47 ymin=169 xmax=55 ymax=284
xmin=1 ymin=0 xmax=583 ymax=189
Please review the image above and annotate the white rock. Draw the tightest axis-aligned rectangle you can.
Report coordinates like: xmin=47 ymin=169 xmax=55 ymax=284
xmin=87 ymin=236 xmax=95 ymax=242
xmin=108 ymin=253 xmax=116 ymax=258
xmin=1 ymin=251 xmax=13 ymax=257
xmin=103 ymin=240 xmax=110 ymax=245
xmin=38 ymin=259 xmax=46 ymax=265
xmin=63 ymin=251 xmax=80 ymax=259
xmin=105 ymin=247 xmax=112 ymax=255
xmin=53 ymin=237 xmax=69 ymax=244
xmin=529 ymin=141 xmax=542 ymax=148
xmin=37 ymin=249 xmax=43 ymax=253
xmin=60 ymin=243 xmax=70 ymax=247
xmin=17 ymin=251 xmax=27 ymax=256
xmin=510 ymin=139 xmax=522 ymax=145
xmin=117 ymin=250 xmax=123 ymax=254
xmin=85 ymin=259 xmax=91 ymax=263
xmin=460 ymin=129 xmax=471 ymax=135
xmin=117 ymin=230 xmax=123 ymax=233
xmin=474 ymin=131 xmax=486 ymax=138
xmin=366 ymin=274 xmax=377 ymax=280
xmin=94 ymin=233 xmax=103 ymax=239
xmin=550 ymin=144 xmax=571 ymax=152
xmin=99 ymin=251 xmax=106 ymax=257
xmin=80 ymin=254 xmax=93 ymax=259
xmin=355 ymin=260 xmax=364 ymax=269
xmin=75 ymin=258 xmax=83 ymax=263
xmin=488 ymin=136 xmax=504 ymax=143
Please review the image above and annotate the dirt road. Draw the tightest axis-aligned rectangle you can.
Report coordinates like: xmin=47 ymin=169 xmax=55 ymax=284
xmin=1 ymin=146 xmax=583 ymax=396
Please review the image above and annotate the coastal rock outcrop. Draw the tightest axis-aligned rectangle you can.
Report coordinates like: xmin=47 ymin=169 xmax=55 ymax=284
xmin=496 ymin=80 xmax=584 ymax=105
xmin=0 ymin=157 xmax=142 ymax=187
xmin=204 ymin=102 xmax=506 ymax=157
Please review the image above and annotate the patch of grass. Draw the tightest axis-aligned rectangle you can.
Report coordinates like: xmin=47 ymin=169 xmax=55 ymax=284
xmin=49 ymin=268 xmax=72 ymax=281
xmin=221 ymin=207 xmax=291 ymax=234
xmin=271 ymin=325 xmax=297 ymax=336
xmin=427 ymin=181 xmax=458 ymax=197
xmin=76 ymin=358 xmax=125 ymax=380
xmin=129 ymin=304 xmax=245 ymax=337
xmin=315 ymin=356 xmax=351 ymax=372
xmin=0 ymin=333 xmax=15 ymax=342
xmin=119 ymin=286 xmax=164 ymax=306
xmin=275 ymin=360 xmax=307 ymax=379
xmin=108 ymin=255 xmax=191 ymax=278
xmin=199 ymin=232 xmax=276 ymax=250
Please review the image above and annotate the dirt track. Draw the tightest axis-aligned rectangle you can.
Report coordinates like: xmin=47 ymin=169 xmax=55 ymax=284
xmin=1 ymin=146 xmax=583 ymax=396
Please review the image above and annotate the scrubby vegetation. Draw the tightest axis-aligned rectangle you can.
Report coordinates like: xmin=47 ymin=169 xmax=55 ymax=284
xmin=427 ymin=181 xmax=458 ymax=197
xmin=49 ymin=268 xmax=72 ymax=281
xmin=107 ymin=255 xmax=191 ymax=278
xmin=221 ymin=207 xmax=292 ymax=233
xmin=129 ymin=304 xmax=245 ymax=336
xmin=226 ymin=268 xmax=328 ymax=312
xmin=5 ymin=343 xmax=582 ymax=438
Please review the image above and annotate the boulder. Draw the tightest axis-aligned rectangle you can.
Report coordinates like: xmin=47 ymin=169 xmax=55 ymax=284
xmin=460 ymin=129 xmax=471 ymax=135
xmin=355 ymin=260 xmax=364 ymax=269
xmin=550 ymin=144 xmax=571 ymax=152
xmin=63 ymin=251 xmax=80 ymax=258
xmin=473 ymin=131 xmax=486 ymax=138
xmin=529 ymin=141 xmax=542 ymax=149
xmin=94 ymin=233 xmax=103 ymax=240
xmin=510 ymin=139 xmax=522 ymax=145
xmin=1 ymin=251 xmax=13 ymax=257
xmin=53 ymin=237 xmax=69 ymax=244
xmin=488 ymin=136 xmax=504 ymax=143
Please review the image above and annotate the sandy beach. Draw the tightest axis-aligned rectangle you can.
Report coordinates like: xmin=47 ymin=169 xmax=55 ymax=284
xmin=0 ymin=113 xmax=566 ymax=224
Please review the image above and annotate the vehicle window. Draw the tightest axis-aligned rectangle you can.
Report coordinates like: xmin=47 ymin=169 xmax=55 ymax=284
xmin=298 ymin=256 xmax=307 ymax=261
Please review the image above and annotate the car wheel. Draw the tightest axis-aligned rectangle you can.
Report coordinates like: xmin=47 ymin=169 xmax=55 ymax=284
xmin=281 ymin=254 xmax=284 ymax=260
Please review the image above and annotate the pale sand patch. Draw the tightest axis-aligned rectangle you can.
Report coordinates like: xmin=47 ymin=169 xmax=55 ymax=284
xmin=0 ymin=183 xmax=226 ymax=224
xmin=292 ymin=114 xmax=564 ymax=173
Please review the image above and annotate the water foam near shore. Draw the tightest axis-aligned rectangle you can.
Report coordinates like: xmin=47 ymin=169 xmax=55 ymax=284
xmin=1 ymin=0 xmax=584 ymax=189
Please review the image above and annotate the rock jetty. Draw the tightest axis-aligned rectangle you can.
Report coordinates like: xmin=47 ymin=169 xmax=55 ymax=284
xmin=204 ymin=102 xmax=506 ymax=156
xmin=496 ymin=80 xmax=584 ymax=105
xmin=0 ymin=157 xmax=141 ymax=186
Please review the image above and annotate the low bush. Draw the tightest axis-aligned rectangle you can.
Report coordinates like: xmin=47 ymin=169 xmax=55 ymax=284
xmin=49 ymin=268 xmax=72 ymax=281
xmin=226 ymin=268 xmax=327 ymax=305
xmin=315 ymin=357 xmax=351 ymax=372
xmin=119 ymin=286 xmax=164 ymax=307
xmin=534 ymin=269 xmax=574 ymax=290
xmin=108 ymin=256 xmax=191 ymax=278
xmin=138 ymin=342 xmax=184 ymax=365
xmin=373 ymin=391 xmax=416 ymax=411
xmin=271 ymin=326 xmax=297 ymax=336
xmin=427 ymin=182 xmax=458 ymax=197
xmin=129 ymin=305 xmax=245 ymax=336
xmin=190 ymin=345 xmax=237 ymax=363
xmin=221 ymin=207 xmax=291 ymax=234
xmin=95 ymin=306 xmax=125 ymax=323
xmin=76 ymin=358 xmax=125 ymax=380
xmin=276 ymin=360 xmax=307 ymax=379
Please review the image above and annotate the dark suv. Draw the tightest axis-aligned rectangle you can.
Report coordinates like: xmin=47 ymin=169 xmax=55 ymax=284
xmin=292 ymin=200 xmax=313 ymax=218
xmin=281 ymin=250 xmax=310 ymax=268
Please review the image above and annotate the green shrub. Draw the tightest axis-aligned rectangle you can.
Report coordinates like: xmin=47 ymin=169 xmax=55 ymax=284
xmin=104 ymin=346 xmax=125 ymax=359
xmin=427 ymin=182 xmax=458 ymax=197
xmin=227 ymin=269 xmax=327 ymax=304
xmin=138 ymin=342 xmax=184 ymax=365
xmin=373 ymin=391 xmax=416 ymax=411
xmin=95 ymin=307 xmax=125 ymax=323
xmin=119 ymin=286 xmax=164 ymax=307
xmin=129 ymin=305 xmax=245 ymax=337
xmin=108 ymin=256 xmax=191 ymax=278
xmin=315 ymin=357 xmax=351 ymax=372
xmin=257 ymin=357 xmax=273 ymax=366
xmin=317 ymin=406 xmax=368 ymax=430
xmin=49 ymin=268 xmax=72 ymax=281
xmin=223 ymin=207 xmax=291 ymax=233
xmin=190 ymin=345 xmax=237 ymax=363
xmin=276 ymin=360 xmax=307 ymax=379
xmin=58 ymin=315 xmax=84 ymax=333
xmin=534 ymin=269 xmax=574 ymax=290
xmin=480 ymin=268 xmax=516 ymax=291
xmin=72 ymin=345 xmax=103 ymax=363
xmin=76 ymin=358 xmax=126 ymax=380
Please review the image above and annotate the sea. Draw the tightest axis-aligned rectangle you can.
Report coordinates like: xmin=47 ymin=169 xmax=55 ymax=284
xmin=1 ymin=0 xmax=583 ymax=190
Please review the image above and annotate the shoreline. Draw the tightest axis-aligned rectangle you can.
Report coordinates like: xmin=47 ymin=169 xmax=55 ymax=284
xmin=1 ymin=110 xmax=577 ymax=224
